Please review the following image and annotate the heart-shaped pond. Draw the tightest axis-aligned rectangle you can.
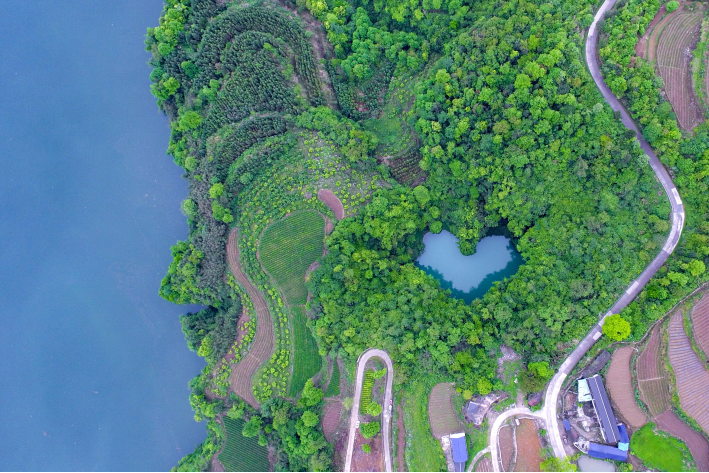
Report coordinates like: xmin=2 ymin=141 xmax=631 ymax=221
xmin=415 ymin=230 xmax=523 ymax=303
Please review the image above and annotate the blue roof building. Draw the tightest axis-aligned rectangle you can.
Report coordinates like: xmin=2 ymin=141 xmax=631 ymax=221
xmin=586 ymin=375 xmax=621 ymax=444
xmin=617 ymin=423 xmax=630 ymax=451
xmin=563 ymin=419 xmax=571 ymax=431
xmin=588 ymin=442 xmax=628 ymax=462
xmin=450 ymin=432 xmax=468 ymax=472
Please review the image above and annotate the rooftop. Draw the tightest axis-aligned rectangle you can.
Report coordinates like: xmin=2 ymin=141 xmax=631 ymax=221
xmin=586 ymin=375 xmax=621 ymax=444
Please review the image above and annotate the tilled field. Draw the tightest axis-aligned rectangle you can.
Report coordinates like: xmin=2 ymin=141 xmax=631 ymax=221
xmin=513 ymin=419 xmax=541 ymax=472
xmin=475 ymin=455 xmax=493 ymax=472
xmin=428 ymin=383 xmax=462 ymax=439
xmin=322 ymin=400 xmax=344 ymax=442
xmin=607 ymin=347 xmax=647 ymax=429
xmin=656 ymin=409 xmax=709 ymax=471
xmin=655 ymin=10 xmax=704 ymax=130
xmin=227 ymin=229 xmax=275 ymax=408
xmin=637 ymin=326 xmax=671 ymax=416
xmin=498 ymin=425 xmax=514 ymax=472
xmin=691 ymin=295 xmax=709 ymax=358
xmin=317 ymin=189 xmax=344 ymax=220
xmin=668 ymin=312 xmax=709 ymax=432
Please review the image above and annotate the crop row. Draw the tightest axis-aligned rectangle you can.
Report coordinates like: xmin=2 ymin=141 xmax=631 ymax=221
xmin=690 ymin=295 xmax=709 ymax=357
xmin=287 ymin=306 xmax=322 ymax=397
xmin=360 ymin=370 xmax=375 ymax=413
xmin=220 ymin=417 xmax=269 ymax=472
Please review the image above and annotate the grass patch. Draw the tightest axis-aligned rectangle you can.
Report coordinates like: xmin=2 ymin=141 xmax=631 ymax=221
xmin=219 ymin=417 xmax=269 ymax=472
xmin=630 ymin=423 xmax=694 ymax=472
xmin=466 ymin=419 xmax=489 ymax=470
xmin=324 ymin=359 xmax=341 ymax=397
xmin=259 ymin=210 xmax=324 ymax=305
xmin=404 ymin=380 xmax=447 ymax=472
xmin=287 ymin=306 xmax=322 ymax=397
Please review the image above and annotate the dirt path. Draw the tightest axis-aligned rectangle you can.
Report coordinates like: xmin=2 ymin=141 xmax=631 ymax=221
xmin=635 ymin=4 xmax=667 ymax=58
xmin=226 ymin=228 xmax=275 ymax=408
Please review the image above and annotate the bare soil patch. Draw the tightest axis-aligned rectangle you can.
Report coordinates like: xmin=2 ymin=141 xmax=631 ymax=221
xmin=668 ymin=312 xmax=709 ymax=432
xmin=648 ymin=8 xmax=677 ymax=61
xmin=396 ymin=402 xmax=406 ymax=471
xmin=607 ymin=347 xmax=647 ymax=429
xmin=691 ymin=294 xmax=709 ymax=358
xmin=636 ymin=4 xmax=667 ymax=58
xmin=475 ymin=455 xmax=493 ymax=472
xmin=351 ymin=430 xmax=384 ymax=472
xmin=322 ymin=400 xmax=345 ymax=442
xmin=513 ymin=419 xmax=541 ymax=472
xmin=226 ymin=229 xmax=275 ymax=408
xmin=656 ymin=409 xmax=709 ymax=471
xmin=428 ymin=383 xmax=463 ymax=439
xmin=317 ymin=189 xmax=345 ymax=220
xmin=498 ymin=425 xmax=514 ymax=472
xmin=637 ymin=326 xmax=671 ymax=416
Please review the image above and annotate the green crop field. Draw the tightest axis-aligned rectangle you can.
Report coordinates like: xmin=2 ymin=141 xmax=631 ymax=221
xmin=360 ymin=370 xmax=375 ymax=413
xmin=324 ymin=360 xmax=341 ymax=397
xmin=631 ymin=423 xmax=694 ymax=472
xmin=219 ymin=418 xmax=269 ymax=472
xmin=259 ymin=210 xmax=325 ymax=305
xmin=404 ymin=380 xmax=448 ymax=472
xmin=288 ymin=306 xmax=322 ymax=397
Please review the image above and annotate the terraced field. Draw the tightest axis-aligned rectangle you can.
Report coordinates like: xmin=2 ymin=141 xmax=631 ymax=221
xmin=427 ymin=383 xmax=462 ymax=439
xmin=637 ymin=326 xmax=671 ymax=416
xmin=322 ymin=400 xmax=344 ymax=442
xmin=655 ymin=10 xmax=704 ymax=130
xmin=227 ymin=229 xmax=275 ymax=408
xmin=657 ymin=409 xmax=709 ymax=471
xmin=607 ymin=347 xmax=647 ymax=429
xmin=287 ymin=306 xmax=322 ymax=397
xmin=219 ymin=417 xmax=270 ymax=472
xmin=258 ymin=210 xmax=325 ymax=305
xmin=668 ymin=312 xmax=709 ymax=432
xmin=690 ymin=294 xmax=709 ymax=357
xmin=324 ymin=359 xmax=341 ymax=397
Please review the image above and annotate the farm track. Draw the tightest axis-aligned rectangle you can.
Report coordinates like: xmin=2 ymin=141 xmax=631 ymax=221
xmin=226 ymin=229 xmax=275 ymax=408
xmin=668 ymin=312 xmax=709 ymax=432
xmin=656 ymin=11 xmax=704 ymax=130
xmin=690 ymin=295 xmax=709 ymax=357
xmin=635 ymin=4 xmax=666 ymax=58
xmin=648 ymin=9 xmax=676 ymax=61
xmin=428 ymin=383 xmax=461 ymax=439
xmin=656 ymin=409 xmax=709 ymax=471
xmin=637 ymin=326 xmax=672 ymax=415
xmin=607 ymin=347 xmax=647 ymax=429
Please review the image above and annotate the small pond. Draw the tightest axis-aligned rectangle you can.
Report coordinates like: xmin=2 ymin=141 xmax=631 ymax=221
xmin=415 ymin=230 xmax=523 ymax=303
xmin=577 ymin=455 xmax=616 ymax=472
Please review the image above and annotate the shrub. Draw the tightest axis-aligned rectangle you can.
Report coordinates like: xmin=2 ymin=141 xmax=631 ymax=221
xmin=361 ymin=421 xmax=381 ymax=439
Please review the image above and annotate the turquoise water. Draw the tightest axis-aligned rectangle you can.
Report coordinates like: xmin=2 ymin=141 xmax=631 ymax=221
xmin=416 ymin=230 xmax=523 ymax=303
xmin=0 ymin=1 xmax=206 ymax=470
xmin=577 ymin=455 xmax=616 ymax=472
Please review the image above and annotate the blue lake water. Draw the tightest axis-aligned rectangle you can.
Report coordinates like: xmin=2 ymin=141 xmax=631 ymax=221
xmin=0 ymin=1 xmax=206 ymax=470
xmin=416 ymin=230 xmax=523 ymax=303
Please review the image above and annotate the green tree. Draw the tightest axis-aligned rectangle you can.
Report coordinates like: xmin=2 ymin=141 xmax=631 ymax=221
xmin=602 ymin=314 xmax=631 ymax=341
xmin=242 ymin=415 xmax=263 ymax=437
xmin=361 ymin=421 xmax=380 ymax=439
xmin=666 ymin=0 xmax=679 ymax=12
xmin=298 ymin=379 xmax=323 ymax=408
xmin=301 ymin=410 xmax=319 ymax=427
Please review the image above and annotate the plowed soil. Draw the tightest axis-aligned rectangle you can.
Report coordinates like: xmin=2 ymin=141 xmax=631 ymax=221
xmin=396 ymin=403 xmax=405 ymax=471
xmin=637 ymin=326 xmax=671 ymax=416
xmin=668 ymin=312 xmax=709 ymax=432
xmin=317 ymin=189 xmax=344 ymax=220
xmin=513 ymin=419 xmax=541 ymax=472
xmin=607 ymin=347 xmax=647 ymax=429
xmin=428 ymin=383 xmax=462 ymax=439
xmin=351 ymin=430 xmax=384 ymax=472
xmin=322 ymin=400 xmax=344 ymax=442
xmin=635 ymin=3 xmax=667 ymax=58
xmin=226 ymin=229 xmax=275 ymax=408
xmin=691 ymin=295 xmax=709 ymax=358
xmin=499 ymin=426 xmax=514 ymax=472
xmin=656 ymin=409 xmax=709 ymax=471
xmin=475 ymin=455 xmax=493 ymax=472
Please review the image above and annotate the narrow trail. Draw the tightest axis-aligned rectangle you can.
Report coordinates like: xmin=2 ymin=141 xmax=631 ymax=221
xmin=226 ymin=228 xmax=275 ymax=408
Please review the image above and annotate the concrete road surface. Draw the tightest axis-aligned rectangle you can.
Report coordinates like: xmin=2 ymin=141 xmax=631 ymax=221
xmin=344 ymin=348 xmax=394 ymax=472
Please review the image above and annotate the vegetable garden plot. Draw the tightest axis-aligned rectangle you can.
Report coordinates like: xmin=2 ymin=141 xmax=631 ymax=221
xmin=656 ymin=409 xmax=709 ymax=471
xmin=427 ymin=383 xmax=462 ymax=439
xmin=607 ymin=347 xmax=647 ymax=429
xmin=287 ymin=306 xmax=321 ymax=397
xmin=324 ymin=359 xmax=341 ymax=397
xmin=219 ymin=418 xmax=269 ymax=472
xmin=668 ymin=312 xmax=709 ymax=432
xmin=259 ymin=210 xmax=325 ymax=305
xmin=690 ymin=294 xmax=709 ymax=358
xmin=636 ymin=326 xmax=671 ymax=416
xmin=322 ymin=400 xmax=344 ymax=442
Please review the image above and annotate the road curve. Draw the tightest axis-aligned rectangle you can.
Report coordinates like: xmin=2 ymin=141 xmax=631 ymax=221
xmin=344 ymin=348 xmax=394 ymax=473
xmin=466 ymin=446 xmax=491 ymax=473
xmin=542 ymin=0 xmax=687 ymax=459
xmin=489 ymin=408 xmax=546 ymax=472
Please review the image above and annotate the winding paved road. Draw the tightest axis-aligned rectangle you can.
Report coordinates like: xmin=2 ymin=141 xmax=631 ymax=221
xmin=491 ymin=0 xmax=686 ymax=466
xmin=344 ymin=348 xmax=394 ymax=473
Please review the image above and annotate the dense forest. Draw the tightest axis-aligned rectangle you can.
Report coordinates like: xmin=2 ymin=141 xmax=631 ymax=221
xmin=147 ymin=0 xmax=709 ymax=469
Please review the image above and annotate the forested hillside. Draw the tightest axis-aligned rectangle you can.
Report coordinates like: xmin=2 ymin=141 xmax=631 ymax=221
xmin=147 ymin=0 xmax=709 ymax=469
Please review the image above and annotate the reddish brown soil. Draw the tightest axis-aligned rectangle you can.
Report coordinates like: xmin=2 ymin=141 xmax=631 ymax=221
xmin=322 ymin=400 xmax=344 ymax=442
xmin=691 ymin=294 xmax=709 ymax=358
xmin=317 ymin=189 xmax=345 ymax=220
xmin=396 ymin=403 xmax=406 ymax=471
xmin=351 ymin=430 xmax=384 ymax=472
xmin=607 ymin=347 xmax=647 ymax=429
xmin=637 ymin=326 xmax=671 ymax=416
xmin=648 ymin=7 xmax=678 ymax=61
xmin=499 ymin=426 xmax=514 ymax=472
xmin=656 ymin=9 xmax=704 ymax=130
xmin=668 ymin=312 xmax=709 ymax=432
xmin=226 ymin=229 xmax=275 ymax=408
xmin=513 ymin=419 xmax=542 ymax=472
xmin=657 ymin=409 xmax=709 ymax=471
xmin=210 ymin=456 xmax=226 ymax=472
xmin=475 ymin=455 xmax=493 ymax=472
xmin=635 ymin=4 xmax=667 ymax=58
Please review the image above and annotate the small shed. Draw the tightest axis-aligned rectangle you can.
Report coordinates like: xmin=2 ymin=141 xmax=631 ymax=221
xmin=578 ymin=379 xmax=592 ymax=402
xmin=450 ymin=432 xmax=468 ymax=472
xmin=588 ymin=442 xmax=628 ymax=462
xmin=563 ymin=419 xmax=571 ymax=431
xmin=617 ymin=423 xmax=630 ymax=451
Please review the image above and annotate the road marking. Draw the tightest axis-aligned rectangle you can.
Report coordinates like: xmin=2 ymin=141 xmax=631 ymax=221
xmin=593 ymin=331 xmax=602 ymax=340
xmin=671 ymin=187 xmax=682 ymax=205
xmin=626 ymin=281 xmax=639 ymax=294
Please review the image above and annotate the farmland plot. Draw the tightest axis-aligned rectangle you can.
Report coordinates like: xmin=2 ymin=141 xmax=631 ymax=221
xmin=655 ymin=10 xmax=704 ymax=130
xmin=657 ymin=410 xmax=709 ymax=471
xmin=636 ymin=326 xmax=671 ymax=416
xmin=428 ymin=383 xmax=462 ymax=439
xmin=322 ymin=400 xmax=344 ymax=442
xmin=259 ymin=210 xmax=325 ymax=305
xmin=287 ymin=306 xmax=322 ymax=397
xmin=668 ymin=312 xmax=709 ymax=433
xmin=690 ymin=294 xmax=709 ymax=358
xmin=219 ymin=418 xmax=270 ymax=472
xmin=607 ymin=347 xmax=647 ymax=429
